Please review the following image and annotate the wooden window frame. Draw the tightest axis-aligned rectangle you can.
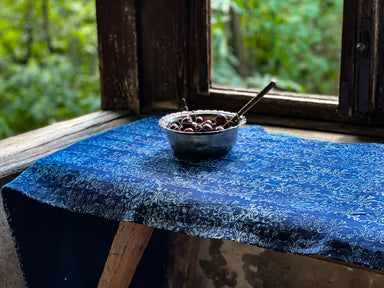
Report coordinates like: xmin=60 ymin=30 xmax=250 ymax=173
xmin=186 ymin=0 xmax=384 ymax=135
xmin=338 ymin=1 xmax=384 ymax=116
xmin=95 ymin=0 xmax=384 ymax=137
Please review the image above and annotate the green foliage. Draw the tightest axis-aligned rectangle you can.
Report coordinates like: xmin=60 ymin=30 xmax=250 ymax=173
xmin=0 ymin=0 xmax=100 ymax=139
xmin=211 ymin=0 xmax=343 ymax=95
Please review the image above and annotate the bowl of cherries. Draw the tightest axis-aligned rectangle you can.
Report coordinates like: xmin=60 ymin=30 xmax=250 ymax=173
xmin=158 ymin=110 xmax=246 ymax=155
xmin=159 ymin=81 xmax=276 ymax=156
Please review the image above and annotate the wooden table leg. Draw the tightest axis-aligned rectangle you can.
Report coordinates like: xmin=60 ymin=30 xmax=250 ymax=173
xmin=98 ymin=221 xmax=154 ymax=288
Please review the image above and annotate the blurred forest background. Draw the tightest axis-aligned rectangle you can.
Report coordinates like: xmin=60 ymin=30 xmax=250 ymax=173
xmin=211 ymin=0 xmax=343 ymax=93
xmin=0 ymin=0 xmax=100 ymax=139
xmin=0 ymin=0 xmax=343 ymax=139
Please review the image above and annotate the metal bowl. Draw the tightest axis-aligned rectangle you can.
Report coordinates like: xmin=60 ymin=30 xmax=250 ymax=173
xmin=158 ymin=110 xmax=246 ymax=155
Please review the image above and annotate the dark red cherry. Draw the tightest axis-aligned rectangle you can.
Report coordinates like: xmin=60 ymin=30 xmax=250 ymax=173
xmin=169 ymin=123 xmax=180 ymax=130
xmin=181 ymin=116 xmax=193 ymax=125
xmin=215 ymin=114 xmax=227 ymax=126
xmin=195 ymin=116 xmax=204 ymax=123
xmin=184 ymin=127 xmax=194 ymax=133
xmin=195 ymin=124 xmax=203 ymax=132
xmin=202 ymin=123 xmax=213 ymax=132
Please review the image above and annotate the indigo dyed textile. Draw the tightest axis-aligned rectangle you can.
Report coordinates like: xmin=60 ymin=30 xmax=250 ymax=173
xmin=4 ymin=116 xmax=384 ymax=271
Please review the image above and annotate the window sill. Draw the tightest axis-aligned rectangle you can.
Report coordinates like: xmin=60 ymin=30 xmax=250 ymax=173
xmin=0 ymin=110 xmax=139 ymax=186
xmin=188 ymin=87 xmax=384 ymax=137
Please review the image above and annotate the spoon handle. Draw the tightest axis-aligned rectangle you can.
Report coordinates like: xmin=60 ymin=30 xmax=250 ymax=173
xmin=237 ymin=80 xmax=276 ymax=117
xmin=229 ymin=80 xmax=276 ymax=126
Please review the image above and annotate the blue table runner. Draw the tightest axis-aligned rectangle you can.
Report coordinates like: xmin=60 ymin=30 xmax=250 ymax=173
xmin=3 ymin=115 xmax=384 ymax=271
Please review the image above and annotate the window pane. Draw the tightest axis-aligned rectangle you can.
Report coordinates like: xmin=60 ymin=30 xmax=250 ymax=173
xmin=211 ymin=0 xmax=343 ymax=96
xmin=0 ymin=0 xmax=100 ymax=140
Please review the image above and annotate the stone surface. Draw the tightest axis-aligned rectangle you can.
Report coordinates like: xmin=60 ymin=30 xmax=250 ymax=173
xmin=195 ymin=238 xmax=384 ymax=288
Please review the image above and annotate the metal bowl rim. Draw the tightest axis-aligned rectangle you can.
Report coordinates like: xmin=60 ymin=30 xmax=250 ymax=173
xmin=158 ymin=110 xmax=247 ymax=135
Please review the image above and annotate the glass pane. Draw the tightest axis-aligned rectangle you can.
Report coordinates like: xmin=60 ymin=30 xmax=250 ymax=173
xmin=211 ymin=0 xmax=343 ymax=96
xmin=0 ymin=0 xmax=100 ymax=140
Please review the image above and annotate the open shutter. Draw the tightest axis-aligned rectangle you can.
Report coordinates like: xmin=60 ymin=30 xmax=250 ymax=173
xmin=338 ymin=0 xmax=384 ymax=116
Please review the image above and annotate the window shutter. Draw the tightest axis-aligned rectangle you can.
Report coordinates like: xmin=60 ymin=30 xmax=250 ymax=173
xmin=338 ymin=0 xmax=384 ymax=116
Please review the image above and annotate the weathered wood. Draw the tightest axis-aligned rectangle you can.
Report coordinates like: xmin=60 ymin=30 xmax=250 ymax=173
xmin=261 ymin=122 xmax=384 ymax=144
xmin=338 ymin=0 xmax=358 ymax=115
xmin=376 ymin=0 xmax=384 ymax=109
xmin=0 ymin=110 xmax=138 ymax=179
xmin=188 ymin=87 xmax=384 ymax=134
xmin=96 ymin=0 xmax=140 ymax=112
xmin=171 ymin=233 xmax=200 ymax=288
xmin=98 ymin=222 xmax=154 ymax=288
xmin=356 ymin=0 xmax=376 ymax=113
xmin=191 ymin=87 xmax=340 ymax=122
xmin=140 ymin=0 xmax=189 ymax=110
xmin=189 ymin=0 xmax=210 ymax=95
xmin=339 ymin=0 xmax=384 ymax=114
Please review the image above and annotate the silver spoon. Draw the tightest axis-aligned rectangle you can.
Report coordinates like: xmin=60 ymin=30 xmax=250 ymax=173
xmin=226 ymin=80 xmax=276 ymax=127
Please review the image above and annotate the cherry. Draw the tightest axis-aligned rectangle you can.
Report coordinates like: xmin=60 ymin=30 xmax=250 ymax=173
xmin=169 ymin=123 xmax=179 ymax=130
xmin=195 ymin=116 xmax=204 ymax=123
xmin=181 ymin=116 xmax=193 ymax=126
xmin=168 ymin=113 xmax=233 ymax=133
xmin=202 ymin=123 xmax=213 ymax=132
xmin=195 ymin=124 xmax=203 ymax=132
xmin=215 ymin=114 xmax=227 ymax=126
xmin=203 ymin=119 xmax=215 ymax=127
